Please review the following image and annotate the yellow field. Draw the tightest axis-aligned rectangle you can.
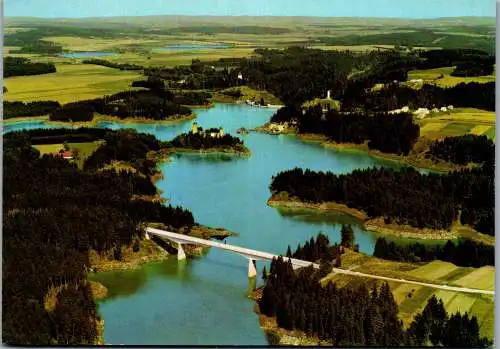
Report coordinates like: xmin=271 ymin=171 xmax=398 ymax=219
xmin=469 ymin=125 xmax=493 ymax=135
xmin=324 ymin=250 xmax=495 ymax=338
xmin=407 ymin=260 xmax=458 ymax=280
xmin=33 ymin=143 xmax=65 ymax=154
xmin=4 ymin=63 xmax=143 ymax=103
xmin=453 ymin=267 xmax=496 ymax=290
xmin=417 ymin=108 xmax=495 ymax=140
xmin=408 ymin=66 xmax=496 ymax=87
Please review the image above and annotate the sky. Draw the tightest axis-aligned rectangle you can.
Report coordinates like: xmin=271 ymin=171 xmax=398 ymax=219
xmin=4 ymin=0 xmax=496 ymax=19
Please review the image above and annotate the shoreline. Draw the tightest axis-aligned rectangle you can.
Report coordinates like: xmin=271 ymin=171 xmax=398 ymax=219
xmin=3 ymin=112 xmax=197 ymax=127
xmin=249 ymin=287 xmax=331 ymax=346
xmin=296 ymin=133 xmax=462 ymax=173
xmin=164 ymin=146 xmax=251 ymax=157
xmin=253 ymin=123 xmax=464 ymax=173
xmin=267 ymin=194 xmax=461 ymax=242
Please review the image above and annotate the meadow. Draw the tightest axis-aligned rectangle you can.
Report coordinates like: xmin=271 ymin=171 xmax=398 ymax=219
xmin=33 ymin=141 xmax=104 ymax=169
xmin=417 ymin=108 xmax=495 ymax=141
xmin=322 ymin=250 xmax=495 ymax=339
xmin=4 ymin=63 xmax=143 ymax=103
xmin=407 ymin=66 xmax=496 ymax=87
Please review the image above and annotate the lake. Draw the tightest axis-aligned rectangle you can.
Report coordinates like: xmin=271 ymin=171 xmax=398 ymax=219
xmin=153 ymin=43 xmax=231 ymax=52
xmin=8 ymin=103 xmax=406 ymax=345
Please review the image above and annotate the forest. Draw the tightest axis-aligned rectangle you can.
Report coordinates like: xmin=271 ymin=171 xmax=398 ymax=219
xmin=316 ymin=29 xmax=494 ymax=53
xmin=3 ymin=130 xmax=194 ymax=344
xmin=373 ymin=237 xmax=494 ymax=267
xmin=4 ymin=100 xmax=61 ymax=118
xmin=272 ymin=105 xmax=420 ymax=155
xmin=269 ymin=164 xmax=494 ymax=235
xmin=47 ymin=87 xmax=192 ymax=122
xmin=83 ymin=129 xmax=161 ymax=178
xmin=167 ymin=128 xmax=247 ymax=152
xmin=259 ymin=256 xmax=490 ymax=347
xmin=82 ymin=59 xmax=144 ymax=71
xmin=427 ymin=134 xmax=495 ymax=165
xmin=343 ymin=81 xmax=495 ymax=112
xmin=173 ymin=91 xmax=212 ymax=106
xmin=4 ymin=56 xmax=56 ymax=78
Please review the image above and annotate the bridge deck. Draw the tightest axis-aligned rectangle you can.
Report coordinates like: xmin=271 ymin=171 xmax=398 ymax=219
xmin=146 ymin=227 xmax=494 ymax=296
xmin=146 ymin=227 xmax=317 ymax=268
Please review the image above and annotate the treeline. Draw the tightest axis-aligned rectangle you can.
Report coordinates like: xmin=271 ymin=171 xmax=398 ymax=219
xmin=283 ymin=232 xmax=343 ymax=277
xmin=269 ymin=165 xmax=494 ymax=235
xmin=146 ymin=47 xmax=402 ymax=104
xmin=167 ymin=129 xmax=246 ymax=152
xmin=47 ymin=89 xmax=192 ymax=122
xmin=169 ymin=25 xmax=291 ymax=35
xmin=272 ymin=105 xmax=420 ymax=155
xmin=82 ymin=59 xmax=143 ymax=71
xmin=173 ymin=91 xmax=212 ymax=105
xmin=3 ymin=128 xmax=108 ymax=145
xmin=373 ymin=237 xmax=494 ymax=267
xmin=317 ymin=29 xmax=494 ymax=54
xmin=3 ymin=132 xmax=194 ymax=344
xmin=259 ymin=257 xmax=490 ymax=347
xmin=428 ymin=134 xmax=495 ymax=165
xmin=452 ymin=61 xmax=494 ymax=77
xmin=343 ymin=81 xmax=495 ymax=112
xmin=4 ymin=57 xmax=56 ymax=78
xmin=83 ymin=129 xmax=161 ymax=177
xmin=4 ymin=101 xmax=61 ymax=118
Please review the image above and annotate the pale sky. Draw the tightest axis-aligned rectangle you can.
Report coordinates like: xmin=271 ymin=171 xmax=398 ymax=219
xmin=4 ymin=0 xmax=497 ymax=19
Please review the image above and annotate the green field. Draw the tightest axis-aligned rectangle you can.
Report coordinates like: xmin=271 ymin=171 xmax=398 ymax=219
xmin=4 ymin=64 xmax=143 ymax=103
xmin=417 ymin=108 xmax=495 ymax=141
xmin=323 ymin=250 xmax=495 ymax=339
xmin=407 ymin=66 xmax=496 ymax=87
xmin=33 ymin=141 xmax=103 ymax=169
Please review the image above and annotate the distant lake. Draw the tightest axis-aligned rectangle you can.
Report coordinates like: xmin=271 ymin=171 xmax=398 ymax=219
xmin=153 ymin=43 xmax=231 ymax=52
xmin=57 ymin=51 xmax=114 ymax=58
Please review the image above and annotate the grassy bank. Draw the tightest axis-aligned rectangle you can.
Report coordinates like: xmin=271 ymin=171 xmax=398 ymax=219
xmin=212 ymin=86 xmax=282 ymax=105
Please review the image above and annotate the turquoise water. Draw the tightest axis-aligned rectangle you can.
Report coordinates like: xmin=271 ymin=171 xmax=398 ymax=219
xmin=153 ymin=43 xmax=231 ymax=52
xmin=8 ymin=103 xmax=405 ymax=345
xmin=57 ymin=51 xmax=114 ymax=58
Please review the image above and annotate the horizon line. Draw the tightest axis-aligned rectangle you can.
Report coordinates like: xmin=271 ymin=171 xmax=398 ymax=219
xmin=5 ymin=14 xmax=496 ymax=20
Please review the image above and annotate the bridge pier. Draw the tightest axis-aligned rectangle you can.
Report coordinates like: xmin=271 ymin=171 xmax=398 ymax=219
xmin=177 ymin=243 xmax=186 ymax=260
xmin=248 ymin=258 xmax=257 ymax=278
xmin=145 ymin=231 xmax=150 ymax=240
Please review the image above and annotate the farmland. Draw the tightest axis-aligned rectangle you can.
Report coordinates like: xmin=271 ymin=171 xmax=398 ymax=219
xmin=322 ymin=250 xmax=495 ymax=339
xmin=417 ymin=108 xmax=495 ymax=141
xmin=407 ymin=66 xmax=496 ymax=87
xmin=4 ymin=63 xmax=143 ymax=103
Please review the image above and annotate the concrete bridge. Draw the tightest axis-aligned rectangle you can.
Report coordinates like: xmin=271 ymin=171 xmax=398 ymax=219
xmin=145 ymin=227 xmax=495 ymax=296
xmin=145 ymin=227 xmax=318 ymax=277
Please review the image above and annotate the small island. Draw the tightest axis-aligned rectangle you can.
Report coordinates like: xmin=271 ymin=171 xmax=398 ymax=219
xmin=163 ymin=122 xmax=251 ymax=155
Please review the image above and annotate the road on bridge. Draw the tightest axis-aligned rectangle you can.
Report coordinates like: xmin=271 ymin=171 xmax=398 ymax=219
xmin=146 ymin=227 xmax=495 ymax=296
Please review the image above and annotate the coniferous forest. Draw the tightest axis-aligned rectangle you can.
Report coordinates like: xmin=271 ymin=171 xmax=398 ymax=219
xmin=4 ymin=56 xmax=56 ymax=78
xmin=272 ymin=106 xmax=420 ymax=155
xmin=373 ymin=237 xmax=494 ymax=267
xmin=259 ymin=257 xmax=490 ymax=347
xmin=3 ymin=130 xmax=194 ymax=344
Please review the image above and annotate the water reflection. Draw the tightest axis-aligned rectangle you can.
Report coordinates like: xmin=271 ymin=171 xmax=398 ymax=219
xmin=89 ymin=267 xmax=149 ymax=301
